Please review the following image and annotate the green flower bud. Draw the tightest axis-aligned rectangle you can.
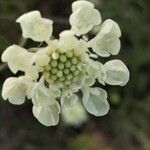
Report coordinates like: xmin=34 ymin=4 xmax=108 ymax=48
xmin=63 ymin=68 xmax=70 ymax=75
xmin=51 ymin=60 xmax=58 ymax=67
xmin=66 ymin=50 xmax=73 ymax=58
xmin=51 ymin=68 xmax=58 ymax=74
xmin=65 ymin=60 xmax=71 ymax=68
xmin=57 ymin=71 xmax=63 ymax=77
xmin=70 ymin=65 xmax=77 ymax=72
xmin=60 ymin=54 xmax=67 ymax=62
xmin=66 ymin=74 xmax=73 ymax=80
xmin=58 ymin=62 xmax=65 ymax=70
xmin=59 ymin=77 xmax=65 ymax=81
xmin=71 ymin=57 xmax=78 ymax=64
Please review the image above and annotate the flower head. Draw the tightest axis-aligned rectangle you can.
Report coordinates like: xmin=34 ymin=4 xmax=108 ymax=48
xmin=1 ymin=0 xmax=129 ymax=126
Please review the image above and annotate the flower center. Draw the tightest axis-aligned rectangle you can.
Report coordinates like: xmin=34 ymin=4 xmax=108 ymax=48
xmin=44 ymin=49 xmax=81 ymax=86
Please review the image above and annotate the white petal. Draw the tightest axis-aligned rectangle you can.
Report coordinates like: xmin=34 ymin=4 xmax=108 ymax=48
xmin=70 ymin=5 xmax=101 ymax=36
xmin=25 ymin=66 xmax=40 ymax=80
xmin=16 ymin=11 xmax=53 ymax=42
xmin=62 ymin=101 xmax=87 ymax=126
xmin=69 ymin=74 xmax=85 ymax=92
xmin=72 ymin=0 xmax=94 ymax=12
xmin=104 ymin=60 xmax=130 ymax=86
xmin=89 ymin=35 xmax=121 ymax=57
xmin=1 ymin=44 xmax=32 ymax=73
xmin=59 ymin=30 xmax=79 ymax=51
xmin=32 ymin=49 xmax=50 ymax=67
xmin=100 ymin=19 xmax=121 ymax=38
xmin=88 ymin=19 xmax=121 ymax=57
xmin=87 ymin=60 xmax=106 ymax=85
xmin=61 ymin=90 xmax=78 ymax=107
xmin=84 ymin=75 xmax=95 ymax=86
xmin=49 ymin=84 xmax=61 ymax=98
xmin=32 ymin=102 xmax=60 ymax=126
xmin=30 ymin=82 xmax=55 ymax=106
xmin=82 ymin=87 xmax=109 ymax=116
xmin=2 ymin=77 xmax=27 ymax=105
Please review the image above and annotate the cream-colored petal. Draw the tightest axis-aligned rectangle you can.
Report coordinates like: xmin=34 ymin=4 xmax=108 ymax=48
xmin=30 ymin=82 xmax=55 ymax=106
xmin=16 ymin=11 xmax=53 ymax=42
xmin=61 ymin=90 xmax=78 ymax=107
xmin=70 ymin=5 xmax=101 ymax=36
xmin=83 ymin=75 xmax=95 ymax=86
xmin=59 ymin=30 xmax=79 ymax=51
xmin=82 ymin=87 xmax=109 ymax=116
xmin=87 ymin=60 xmax=106 ymax=85
xmin=62 ymin=101 xmax=87 ymax=126
xmin=69 ymin=74 xmax=85 ymax=92
xmin=104 ymin=60 xmax=130 ymax=86
xmin=100 ymin=19 xmax=121 ymax=38
xmin=32 ymin=102 xmax=60 ymax=126
xmin=16 ymin=10 xmax=41 ymax=22
xmin=2 ymin=77 xmax=27 ymax=105
xmin=1 ymin=44 xmax=32 ymax=73
xmin=72 ymin=0 xmax=94 ymax=12
xmin=32 ymin=49 xmax=50 ymax=67
xmin=25 ymin=66 xmax=40 ymax=80
xmin=49 ymin=84 xmax=61 ymax=98
xmin=88 ymin=19 xmax=121 ymax=57
xmin=89 ymin=35 xmax=121 ymax=57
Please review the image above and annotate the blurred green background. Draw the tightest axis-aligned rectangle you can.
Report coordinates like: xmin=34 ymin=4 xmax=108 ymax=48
xmin=0 ymin=0 xmax=149 ymax=150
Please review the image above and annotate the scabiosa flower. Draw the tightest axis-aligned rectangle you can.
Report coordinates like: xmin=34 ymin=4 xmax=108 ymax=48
xmin=1 ymin=0 xmax=129 ymax=126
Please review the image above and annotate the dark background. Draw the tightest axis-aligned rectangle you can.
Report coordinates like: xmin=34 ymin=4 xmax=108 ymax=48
xmin=0 ymin=0 xmax=149 ymax=149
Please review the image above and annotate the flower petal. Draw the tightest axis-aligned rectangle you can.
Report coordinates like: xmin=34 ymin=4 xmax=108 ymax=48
xmin=16 ymin=11 xmax=53 ymax=42
xmin=59 ymin=30 xmax=79 ymax=51
xmin=2 ymin=77 xmax=27 ymax=105
xmin=1 ymin=44 xmax=32 ymax=73
xmin=32 ymin=102 xmax=60 ymax=126
xmin=62 ymin=101 xmax=87 ymax=126
xmin=72 ymin=0 xmax=94 ymax=12
xmin=32 ymin=49 xmax=50 ymax=67
xmin=100 ymin=19 xmax=121 ymax=38
xmin=88 ymin=19 xmax=121 ymax=57
xmin=29 ymin=82 xmax=55 ymax=106
xmin=88 ymin=34 xmax=121 ymax=57
xmin=104 ymin=60 xmax=130 ymax=86
xmin=82 ymin=87 xmax=109 ymax=116
xmin=87 ymin=60 xmax=106 ymax=85
xmin=70 ymin=3 xmax=101 ymax=36
xmin=61 ymin=90 xmax=78 ymax=107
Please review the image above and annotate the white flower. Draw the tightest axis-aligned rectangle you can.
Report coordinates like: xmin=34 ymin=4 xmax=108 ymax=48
xmin=1 ymin=1 xmax=129 ymax=127
xmin=16 ymin=11 xmax=53 ymax=42
xmin=62 ymin=101 xmax=87 ymax=126
xmin=88 ymin=19 xmax=121 ymax=57
xmin=104 ymin=60 xmax=130 ymax=86
xmin=69 ymin=0 xmax=101 ymax=36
